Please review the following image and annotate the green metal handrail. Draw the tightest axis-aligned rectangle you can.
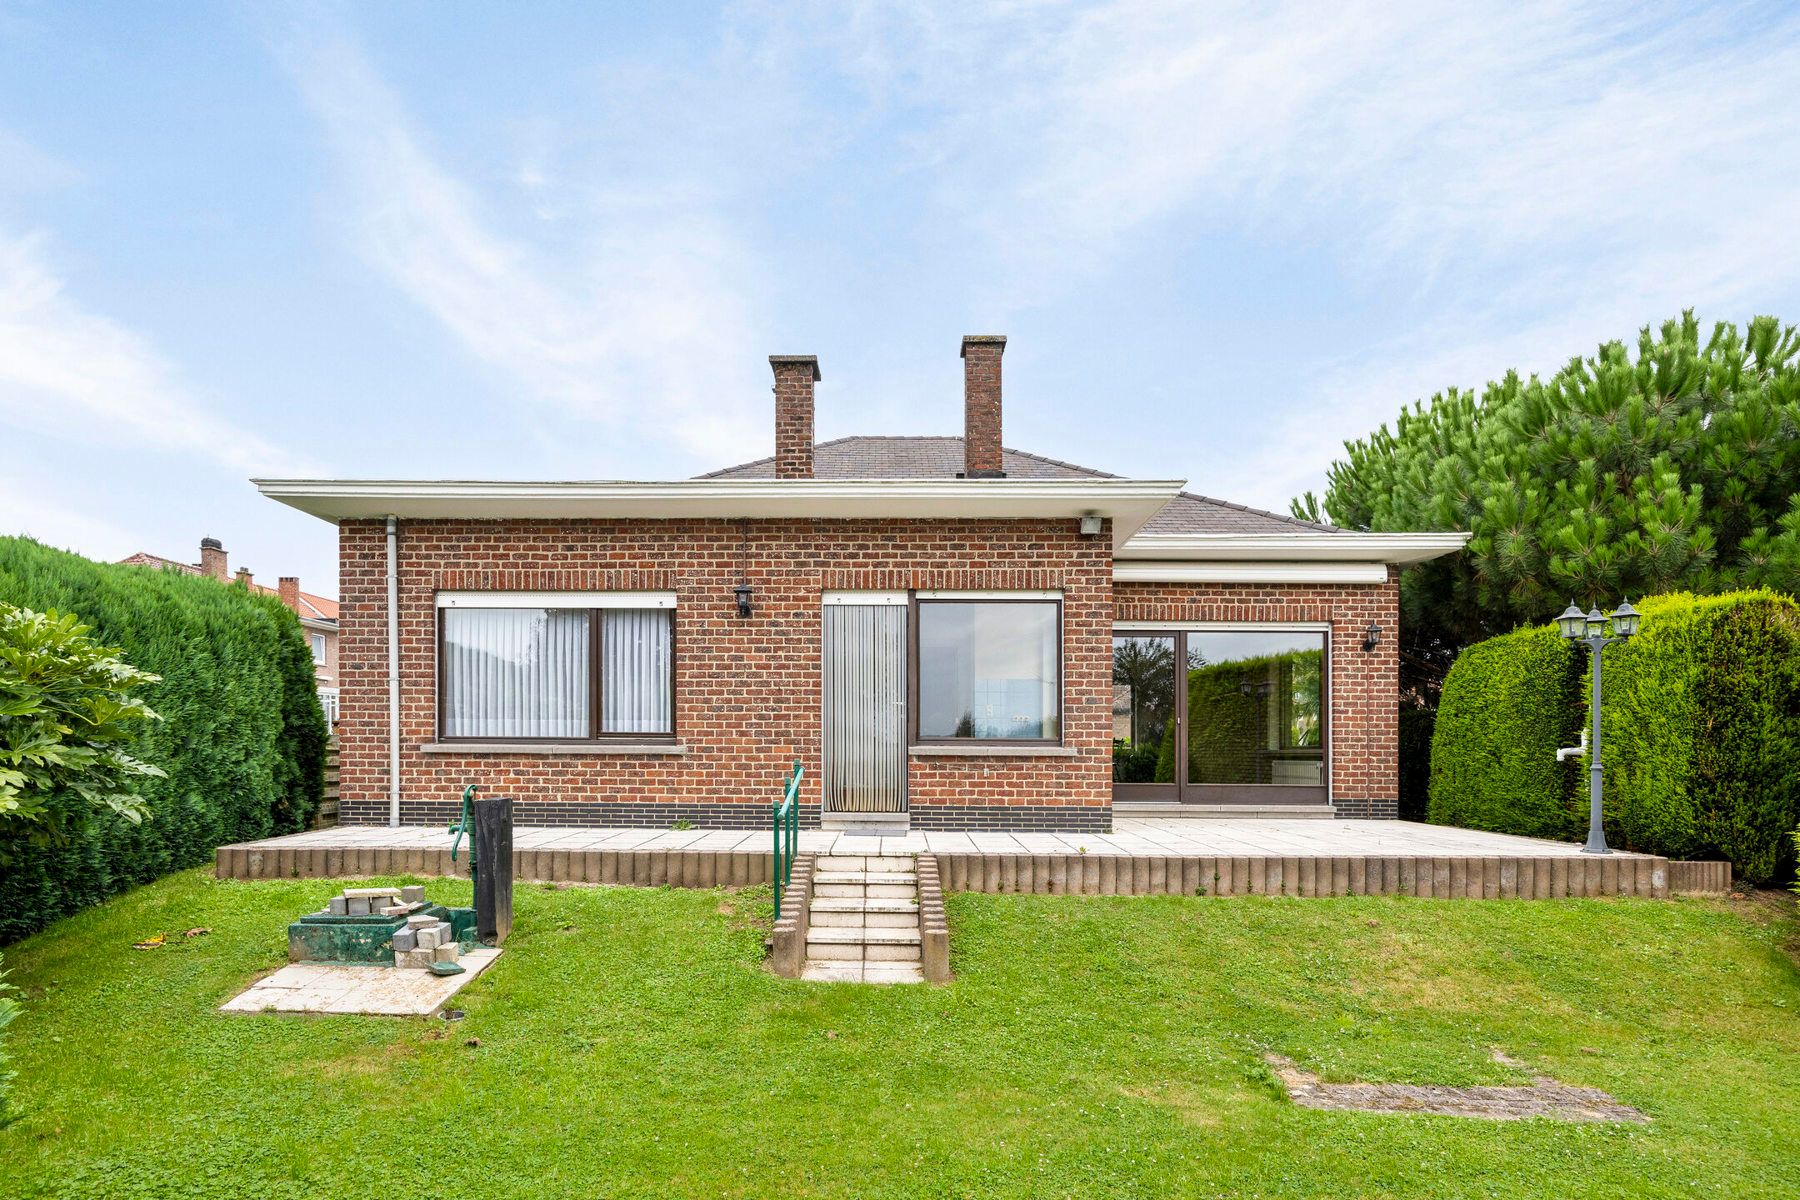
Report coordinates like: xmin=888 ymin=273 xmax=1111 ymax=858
xmin=772 ymin=759 xmax=802 ymax=920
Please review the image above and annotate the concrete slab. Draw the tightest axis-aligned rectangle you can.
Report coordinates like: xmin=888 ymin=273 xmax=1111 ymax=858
xmin=220 ymin=948 xmax=501 ymax=1016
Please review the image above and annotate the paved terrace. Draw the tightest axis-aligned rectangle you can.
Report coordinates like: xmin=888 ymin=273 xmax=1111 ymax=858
xmin=217 ymin=819 xmax=1731 ymax=899
xmin=234 ymin=818 xmax=1630 ymax=859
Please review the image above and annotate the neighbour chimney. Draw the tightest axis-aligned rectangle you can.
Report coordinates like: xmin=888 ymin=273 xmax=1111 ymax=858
xmin=199 ymin=537 xmax=227 ymax=580
xmin=278 ymin=576 xmax=300 ymax=612
xmin=961 ymin=335 xmax=1007 ymax=478
xmin=235 ymin=567 xmax=252 ymax=587
xmin=769 ymin=355 xmax=820 ymax=480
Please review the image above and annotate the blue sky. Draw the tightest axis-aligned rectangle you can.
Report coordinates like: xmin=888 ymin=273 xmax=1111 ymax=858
xmin=4 ymin=1 xmax=1800 ymax=595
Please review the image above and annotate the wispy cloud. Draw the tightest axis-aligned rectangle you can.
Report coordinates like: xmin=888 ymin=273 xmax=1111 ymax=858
xmin=805 ymin=0 xmax=1800 ymax=506
xmin=0 ymin=229 xmax=315 ymax=476
xmin=275 ymin=23 xmax=771 ymax=466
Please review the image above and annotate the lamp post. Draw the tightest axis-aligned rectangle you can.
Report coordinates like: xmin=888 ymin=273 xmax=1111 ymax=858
xmin=1555 ymin=598 xmax=1641 ymax=854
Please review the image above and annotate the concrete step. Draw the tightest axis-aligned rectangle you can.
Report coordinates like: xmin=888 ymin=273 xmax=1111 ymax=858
xmin=814 ymin=871 xmax=916 ymax=886
xmin=808 ymin=897 xmax=918 ymax=913
xmin=800 ymin=961 xmax=925 ymax=984
xmin=810 ymin=910 xmax=921 ymax=929
xmin=1113 ymin=802 xmax=1338 ymax=820
xmin=816 ymin=855 xmax=915 ymax=872
xmin=805 ymin=927 xmax=921 ymax=945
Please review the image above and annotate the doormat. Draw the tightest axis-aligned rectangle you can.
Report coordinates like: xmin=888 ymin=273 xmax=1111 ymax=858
xmin=1265 ymin=1051 xmax=1647 ymax=1123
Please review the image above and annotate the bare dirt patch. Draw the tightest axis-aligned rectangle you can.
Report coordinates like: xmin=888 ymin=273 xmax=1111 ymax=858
xmin=1267 ymin=1050 xmax=1647 ymax=1123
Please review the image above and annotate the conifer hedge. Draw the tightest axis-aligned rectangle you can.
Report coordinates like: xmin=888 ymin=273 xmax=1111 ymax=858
xmin=1428 ymin=591 xmax=1800 ymax=882
xmin=0 ymin=537 xmax=325 ymax=942
xmin=1427 ymin=625 xmax=1583 ymax=840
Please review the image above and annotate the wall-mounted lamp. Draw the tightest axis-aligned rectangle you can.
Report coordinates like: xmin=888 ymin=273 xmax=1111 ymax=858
xmin=734 ymin=582 xmax=754 ymax=618
xmin=1078 ymin=512 xmax=1103 ymax=537
xmin=1362 ymin=623 xmax=1382 ymax=652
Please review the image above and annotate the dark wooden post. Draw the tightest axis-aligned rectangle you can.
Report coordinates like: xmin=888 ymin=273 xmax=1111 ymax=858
xmin=473 ymin=796 xmax=513 ymax=946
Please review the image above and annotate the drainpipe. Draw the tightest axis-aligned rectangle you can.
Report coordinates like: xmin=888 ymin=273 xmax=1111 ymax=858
xmin=386 ymin=515 xmax=401 ymax=828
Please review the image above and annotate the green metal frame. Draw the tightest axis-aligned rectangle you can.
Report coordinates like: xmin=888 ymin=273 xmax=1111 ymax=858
xmin=772 ymin=759 xmax=802 ymax=919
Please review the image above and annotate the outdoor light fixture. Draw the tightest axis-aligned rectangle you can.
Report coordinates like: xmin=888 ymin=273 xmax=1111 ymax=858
xmin=734 ymin=582 xmax=754 ymax=618
xmin=1556 ymin=597 xmax=1642 ymax=854
xmin=1078 ymin=512 xmax=1103 ymax=537
xmin=1362 ymin=622 xmax=1381 ymax=652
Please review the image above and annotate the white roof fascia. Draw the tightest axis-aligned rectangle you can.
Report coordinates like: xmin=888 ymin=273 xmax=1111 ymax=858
xmin=1114 ymin=531 xmax=1470 ymax=565
xmin=251 ymin=478 xmax=1186 ymax=548
xmin=1113 ymin=562 xmax=1392 ymax=585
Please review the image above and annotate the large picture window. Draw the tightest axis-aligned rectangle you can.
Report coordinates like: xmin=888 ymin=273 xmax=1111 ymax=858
xmin=915 ymin=598 xmax=1061 ymax=742
xmin=1112 ymin=627 xmax=1327 ymax=803
xmin=437 ymin=593 xmax=674 ymax=741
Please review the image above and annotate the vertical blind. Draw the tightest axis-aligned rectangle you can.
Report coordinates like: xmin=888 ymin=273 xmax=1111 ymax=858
xmin=601 ymin=609 xmax=673 ymax=733
xmin=442 ymin=608 xmax=590 ymax=739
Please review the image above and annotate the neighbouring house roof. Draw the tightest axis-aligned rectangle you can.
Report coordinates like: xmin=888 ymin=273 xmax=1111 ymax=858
xmin=698 ymin=435 xmax=1342 ymax=538
xmin=118 ymin=552 xmax=339 ymax=624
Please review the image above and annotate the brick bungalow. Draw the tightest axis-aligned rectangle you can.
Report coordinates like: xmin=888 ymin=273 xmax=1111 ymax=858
xmin=258 ymin=336 xmax=1463 ymax=832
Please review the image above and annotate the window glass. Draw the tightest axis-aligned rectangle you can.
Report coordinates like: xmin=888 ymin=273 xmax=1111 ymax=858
xmin=442 ymin=608 xmax=590 ymax=739
xmin=918 ymin=601 xmax=1060 ymax=740
xmin=1112 ymin=634 xmax=1176 ymax=781
xmin=1184 ymin=631 xmax=1324 ymax=786
xmin=600 ymin=609 xmax=673 ymax=734
xmin=310 ymin=633 xmax=326 ymax=662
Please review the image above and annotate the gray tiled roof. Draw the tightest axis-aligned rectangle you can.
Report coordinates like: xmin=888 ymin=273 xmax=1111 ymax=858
xmin=698 ymin=435 xmax=1338 ymax=536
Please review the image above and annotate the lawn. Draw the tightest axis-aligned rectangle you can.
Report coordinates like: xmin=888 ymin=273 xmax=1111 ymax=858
xmin=3 ymin=870 xmax=1798 ymax=1199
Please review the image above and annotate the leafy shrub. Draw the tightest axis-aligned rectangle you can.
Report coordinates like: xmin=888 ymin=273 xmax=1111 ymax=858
xmin=0 ymin=951 xmax=16 ymax=1130
xmin=1429 ymin=590 xmax=1800 ymax=882
xmin=0 ymin=949 xmax=14 ymax=1129
xmin=0 ymin=537 xmax=325 ymax=942
xmin=0 ymin=604 xmax=165 ymax=841
xmin=1428 ymin=625 xmax=1583 ymax=839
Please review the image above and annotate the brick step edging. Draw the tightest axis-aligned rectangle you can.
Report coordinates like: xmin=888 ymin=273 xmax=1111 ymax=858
xmin=214 ymin=844 xmax=1732 ymax=900
xmin=934 ymin=853 xmax=1704 ymax=899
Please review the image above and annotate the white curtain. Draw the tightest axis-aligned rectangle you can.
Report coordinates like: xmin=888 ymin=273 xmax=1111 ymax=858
xmin=442 ymin=608 xmax=589 ymax=738
xmin=601 ymin=610 xmax=673 ymax=733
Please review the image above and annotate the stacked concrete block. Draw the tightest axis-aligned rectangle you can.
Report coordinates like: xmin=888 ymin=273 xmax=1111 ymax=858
xmin=394 ymin=918 xmax=458 ymax=970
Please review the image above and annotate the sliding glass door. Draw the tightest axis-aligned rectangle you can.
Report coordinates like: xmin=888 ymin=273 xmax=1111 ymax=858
xmin=1113 ymin=629 xmax=1328 ymax=805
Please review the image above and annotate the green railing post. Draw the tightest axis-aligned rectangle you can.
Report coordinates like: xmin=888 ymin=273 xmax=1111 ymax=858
xmin=772 ymin=758 xmax=803 ymax=921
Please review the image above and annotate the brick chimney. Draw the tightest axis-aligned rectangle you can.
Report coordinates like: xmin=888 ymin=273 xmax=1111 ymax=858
xmin=278 ymin=576 xmax=300 ymax=612
xmin=769 ymin=355 xmax=820 ymax=480
xmin=235 ymin=567 xmax=253 ymax=587
xmin=961 ymin=335 xmax=1006 ymax=478
xmin=199 ymin=537 xmax=227 ymax=580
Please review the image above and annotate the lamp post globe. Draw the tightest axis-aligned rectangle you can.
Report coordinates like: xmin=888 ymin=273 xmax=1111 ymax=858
xmin=1556 ymin=602 xmax=1587 ymax=640
xmin=1610 ymin=599 xmax=1640 ymax=639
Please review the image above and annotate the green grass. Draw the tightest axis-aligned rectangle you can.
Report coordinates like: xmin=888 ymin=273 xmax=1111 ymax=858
xmin=4 ymin=870 xmax=1800 ymax=1198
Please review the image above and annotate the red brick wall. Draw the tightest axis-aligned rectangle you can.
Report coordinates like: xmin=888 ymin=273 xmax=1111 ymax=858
xmin=771 ymin=359 xmax=816 ymax=480
xmin=961 ymin=337 xmax=1004 ymax=476
xmin=336 ymin=516 xmax=1114 ymax=827
xmin=1113 ymin=574 xmax=1401 ymax=817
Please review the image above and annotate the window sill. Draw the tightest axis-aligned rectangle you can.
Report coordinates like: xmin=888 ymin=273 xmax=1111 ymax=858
xmin=908 ymin=744 xmax=1078 ymax=758
xmin=419 ymin=741 xmax=686 ymax=756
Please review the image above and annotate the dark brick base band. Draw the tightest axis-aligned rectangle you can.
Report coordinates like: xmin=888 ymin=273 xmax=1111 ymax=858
xmin=339 ymin=798 xmax=828 ymax=830
xmin=1332 ymin=796 xmax=1399 ymax=819
xmin=338 ymin=798 xmax=1114 ymax=833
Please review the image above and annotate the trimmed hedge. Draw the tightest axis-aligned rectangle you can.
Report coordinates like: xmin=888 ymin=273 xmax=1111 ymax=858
xmin=0 ymin=537 xmax=325 ymax=942
xmin=1600 ymin=592 xmax=1800 ymax=882
xmin=1428 ymin=624 xmax=1583 ymax=840
xmin=1429 ymin=590 xmax=1800 ymax=882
